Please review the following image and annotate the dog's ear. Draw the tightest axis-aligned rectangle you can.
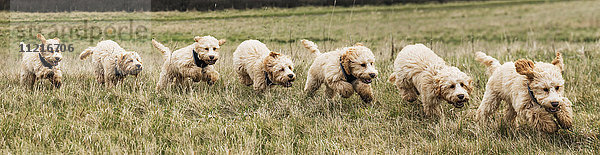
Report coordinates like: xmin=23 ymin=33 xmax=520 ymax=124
xmin=136 ymin=55 xmax=143 ymax=64
xmin=37 ymin=33 xmax=47 ymax=44
xmin=340 ymin=48 xmax=356 ymax=61
xmin=433 ymin=75 xmax=444 ymax=97
xmin=388 ymin=73 xmax=397 ymax=83
xmin=269 ymin=51 xmax=280 ymax=58
xmin=515 ymin=59 xmax=536 ymax=79
xmin=119 ymin=52 xmax=130 ymax=63
xmin=218 ymin=39 xmax=226 ymax=46
xmin=131 ymin=51 xmax=142 ymax=64
xmin=434 ymin=85 xmax=442 ymax=97
xmin=340 ymin=49 xmax=356 ymax=73
xmin=551 ymin=52 xmax=564 ymax=72
xmin=262 ymin=53 xmax=277 ymax=71
xmin=194 ymin=36 xmax=202 ymax=42
xmin=465 ymin=78 xmax=474 ymax=94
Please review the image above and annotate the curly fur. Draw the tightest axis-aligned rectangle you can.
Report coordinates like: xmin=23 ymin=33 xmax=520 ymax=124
xmin=475 ymin=52 xmax=573 ymax=133
xmin=152 ymin=36 xmax=226 ymax=90
xmin=20 ymin=34 xmax=63 ymax=89
xmin=80 ymin=40 xmax=143 ymax=86
xmin=388 ymin=44 xmax=473 ymax=117
xmin=233 ymin=40 xmax=295 ymax=92
xmin=300 ymin=39 xmax=378 ymax=103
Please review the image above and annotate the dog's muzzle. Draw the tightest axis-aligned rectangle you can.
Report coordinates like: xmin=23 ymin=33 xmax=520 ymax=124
xmin=450 ymin=100 xmax=468 ymax=108
xmin=360 ymin=78 xmax=372 ymax=84
xmin=545 ymin=107 xmax=559 ymax=113
xmin=282 ymin=78 xmax=294 ymax=87
xmin=282 ymin=81 xmax=293 ymax=87
xmin=206 ymin=59 xmax=217 ymax=65
xmin=131 ymin=68 xmax=142 ymax=75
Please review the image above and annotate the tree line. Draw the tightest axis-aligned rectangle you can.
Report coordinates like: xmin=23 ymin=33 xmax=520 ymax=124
xmin=2 ymin=0 xmax=481 ymax=12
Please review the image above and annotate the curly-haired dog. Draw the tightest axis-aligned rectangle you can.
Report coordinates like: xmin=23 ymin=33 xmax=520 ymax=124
xmin=475 ymin=52 xmax=572 ymax=133
xmin=20 ymin=34 xmax=63 ymax=89
xmin=152 ymin=36 xmax=226 ymax=90
xmin=233 ymin=40 xmax=295 ymax=92
xmin=79 ymin=40 xmax=143 ymax=86
xmin=300 ymin=40 xmax=378 ymax=103
xmin=388 ymin=44 xmax=473 ymax=117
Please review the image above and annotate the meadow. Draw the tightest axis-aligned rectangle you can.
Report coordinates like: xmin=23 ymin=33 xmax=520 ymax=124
xmin=0 ymin=0 xmax=599 ymax=153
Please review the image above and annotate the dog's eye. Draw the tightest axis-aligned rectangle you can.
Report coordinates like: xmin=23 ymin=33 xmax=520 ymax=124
xmin=460 ymin=83 xmax=465 ymax=87
xmin=370 ymin=62 xmax=373 ymax=65
xmin=280 ymin=68 xmax=285 ymax=71
xmin=289 ymin=66 xmax=292 ymax=70
xmin=213 ymin=48 xmax=217 ymax=51
xmin=555 ymin=86 xmax=560 ymax=90
xmin=450 ymin=85 xmax=455 ymax=89
xmin=205 ymin=48 xmax=209 ymax=51
xmin=361 ymin=64 xmax=366 ymax=67
xmin=543 ymin=88 xmax=549 ymax=92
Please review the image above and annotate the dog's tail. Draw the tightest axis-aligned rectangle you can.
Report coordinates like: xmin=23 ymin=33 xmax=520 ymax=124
xmin=300 ymin=39 xmax=321 ymax=58
xmin=152 ymin=39 xmax=171 ymax=59
xmin=79 ymin=47 xmax=95 ymax=60
xmin=475 ymin=52 xmax=501 ymax=76
xmin=388 ymin=73 xmax=398 ymax=83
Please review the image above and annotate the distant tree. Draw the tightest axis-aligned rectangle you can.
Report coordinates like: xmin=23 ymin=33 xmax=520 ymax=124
xmin=0 ymin=0 xmax=8 ymax=10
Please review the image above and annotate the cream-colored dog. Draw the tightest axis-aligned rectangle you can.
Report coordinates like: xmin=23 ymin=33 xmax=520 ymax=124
xmin=20 ymin=34 xmax=63 ymax=89
xmin=233 ymin=40 xmax=295 ymax=92
xmin=301 ymin=40 xmax=378 ymax=103
xmin=152 ymin=36 xmax=226 ymax=90
xmin=475 ymin=52 xmax=572 ymax=133
xmin=79 ymin=40 xmax=143 ymax=86
xmin=388 ymin=44 xmax=473 ymax=117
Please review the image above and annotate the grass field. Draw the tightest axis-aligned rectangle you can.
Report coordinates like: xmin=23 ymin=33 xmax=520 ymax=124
xmin=1 ymin=0 xmax=600 ymax=153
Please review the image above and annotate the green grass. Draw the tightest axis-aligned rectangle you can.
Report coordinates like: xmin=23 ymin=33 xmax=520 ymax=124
xmin=1 ymin=0 xmax=600 ymax=153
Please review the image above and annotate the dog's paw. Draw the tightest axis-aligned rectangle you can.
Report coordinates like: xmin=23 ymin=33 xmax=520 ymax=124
xmin=207 ymin=76 xmax=219 ymax=86
xmin=53 ymin=81 xmax=62 ymax=88
xmin=556 ymin=100 xmax=573 ymax=130
xmin=541 ymin=124 xmax=559 ymax=133
xmin=556 ymin=112 xmax=573 ymax=129
xmin=42 ymin=71 xmax=55 ymax=79
xmin=402 ymin=95 xmax=418 ymax=102
xmin=360 ymin=95 xmax=374 ymax=103
xmin=557 ymin=117 xmax=572 ymax=130
xmin=339 ymin=89 xmax=354 ymax=98
xmin=192 ymin=77 xmax=201 ymax=82
xmin=399 ymin=88 xmax=418 ymax=102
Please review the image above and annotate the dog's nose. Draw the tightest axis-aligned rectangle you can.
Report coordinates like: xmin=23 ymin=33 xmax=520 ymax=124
xmin=288 ymin=74 xmax=294 ymax=78
xmin=369 ymin=73 xmax=376 ymax=78
xmin=457 ymin=94 xmax=465 ymax=100
xmin=55 ymin=57 xmax=61 ymax=61
xmin=136 ymin=64 xmax=141 ymax=68
xmin=209 ymin=55 xmax=215 ymax=60
xmin=551 ymin=102 xmax=559 ymax=107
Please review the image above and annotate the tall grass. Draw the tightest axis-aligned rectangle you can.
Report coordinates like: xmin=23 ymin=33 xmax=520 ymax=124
xmin=1 ymin=0 xmax=599 ymax=153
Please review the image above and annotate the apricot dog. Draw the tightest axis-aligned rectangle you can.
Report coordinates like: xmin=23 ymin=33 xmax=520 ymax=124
xmin=475 ymin=52 xmax=573 ymax=132
xmin=301 ymin=40 xmax=378 ymax=103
